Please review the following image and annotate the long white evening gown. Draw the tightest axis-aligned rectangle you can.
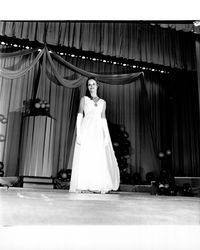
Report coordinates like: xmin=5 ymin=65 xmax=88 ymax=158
xmin=69 ymin=96 xmax=120 ymax=193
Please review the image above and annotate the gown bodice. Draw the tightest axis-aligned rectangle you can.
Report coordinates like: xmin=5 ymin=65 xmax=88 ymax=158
xmin=83 ymin=96 xmax=104 ymax=119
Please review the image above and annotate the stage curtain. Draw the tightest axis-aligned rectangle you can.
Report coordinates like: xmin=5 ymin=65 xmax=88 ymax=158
xmin=0 ymin=50 xmax=41 ymax=176
xmin=195 ymin=37 xmax=200 ymax=115
xmin=169 ymin=71 xmax=200 ymax=176
xmin=0 ymin=21 xmax=196 ymax=70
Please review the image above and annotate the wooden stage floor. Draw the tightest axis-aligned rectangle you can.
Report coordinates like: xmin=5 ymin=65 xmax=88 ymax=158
xmin=0 ymin=187 xmax=200 ymax=250
xmin=0 ymin=187 xmax=200 ymax=226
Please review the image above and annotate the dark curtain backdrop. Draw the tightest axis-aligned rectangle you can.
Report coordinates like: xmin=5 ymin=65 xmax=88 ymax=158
xmin=0 ymin=21 xmax=196 ymax=70
xmin=195 ymin=37 xmax=200 ymax=115
xmin=170 ymin=71 xmax=200 ymax=176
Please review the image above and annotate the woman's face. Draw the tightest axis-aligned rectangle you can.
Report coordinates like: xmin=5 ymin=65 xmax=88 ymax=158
xmin=88 ymin=79 xmax=98 ymax=94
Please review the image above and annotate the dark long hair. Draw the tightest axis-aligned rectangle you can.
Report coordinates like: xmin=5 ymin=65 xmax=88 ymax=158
xmin=85 ymin=77 xmax=100 ymax=98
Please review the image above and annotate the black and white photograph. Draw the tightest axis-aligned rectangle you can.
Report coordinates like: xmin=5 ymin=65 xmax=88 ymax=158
xmin=0 ymin=2 xmax=200 ymax=249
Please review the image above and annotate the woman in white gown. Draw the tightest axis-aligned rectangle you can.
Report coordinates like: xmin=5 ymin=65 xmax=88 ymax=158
xmin=69 ymin=78 xmax=120 ymax=193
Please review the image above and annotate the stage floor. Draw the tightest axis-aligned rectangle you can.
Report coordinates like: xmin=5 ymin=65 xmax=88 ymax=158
xmin=0 ymin=187 xmax=200 ymax=225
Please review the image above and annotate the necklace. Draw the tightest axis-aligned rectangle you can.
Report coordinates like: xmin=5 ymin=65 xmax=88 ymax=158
xmin=91 ymin=96 xmax=99 ymax=107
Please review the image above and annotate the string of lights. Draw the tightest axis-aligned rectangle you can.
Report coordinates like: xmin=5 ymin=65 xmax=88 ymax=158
xmin=0 ymin=36 xmax=174 ymax=75
xmin=1 ymin=41 xmax=32 ymax=50
xmin=50 ymin=47 xmax=170 ymax=74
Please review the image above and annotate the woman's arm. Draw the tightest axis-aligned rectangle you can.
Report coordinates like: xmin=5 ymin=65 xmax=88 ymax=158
xmin=101 ymin=100 xmax=106 ymax=118
xmin=76 ymin=97 xmax=85 ymax=144
xmin=78 ymin=96 xmax=85 ymax=114
xmin=101 ymin=101 xmax=109 ymax=146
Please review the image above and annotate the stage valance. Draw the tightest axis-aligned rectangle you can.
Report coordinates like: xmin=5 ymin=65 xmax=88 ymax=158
xmin=0 ymin=21 xmax=196 ymax=70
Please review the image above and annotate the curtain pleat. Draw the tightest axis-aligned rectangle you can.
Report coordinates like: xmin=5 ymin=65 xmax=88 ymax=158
xmin=0 ymin=53 xmax=39 ymax=175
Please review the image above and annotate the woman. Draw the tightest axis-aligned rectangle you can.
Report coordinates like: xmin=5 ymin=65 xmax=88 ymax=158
xmin=69 ymin=77 xmax=120 ymax=193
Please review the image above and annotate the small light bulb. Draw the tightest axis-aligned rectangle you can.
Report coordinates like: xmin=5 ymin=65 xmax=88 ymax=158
xmin=166 ymin=150 xmax=171 ymax=155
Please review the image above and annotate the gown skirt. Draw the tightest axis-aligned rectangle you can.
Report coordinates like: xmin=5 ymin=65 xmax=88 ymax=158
xmin=69 ymin=96 xmax=120 ymax=193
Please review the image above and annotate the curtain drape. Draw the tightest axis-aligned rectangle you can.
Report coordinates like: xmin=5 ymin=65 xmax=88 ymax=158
xmin=46 ymin=47 xmax=143 ymax=85
xmin=170 ymin=71 xmax=200 ymax=176
xmin=0 ymin=49 xmax=44 ymax=78
xmin=0 ymin=50 xmax=40 ymax=176
xmin=195 ymin=36 xmax=200 ymax=115
xmin=0 ymin=21 xmax=196 ymax=70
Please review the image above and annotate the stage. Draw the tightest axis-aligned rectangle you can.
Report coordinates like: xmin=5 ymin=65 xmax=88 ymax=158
xmin=0 ymin=187 xmax=200 ymax=250
xmin=0 ymin=187 xmax=200 ymax=225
